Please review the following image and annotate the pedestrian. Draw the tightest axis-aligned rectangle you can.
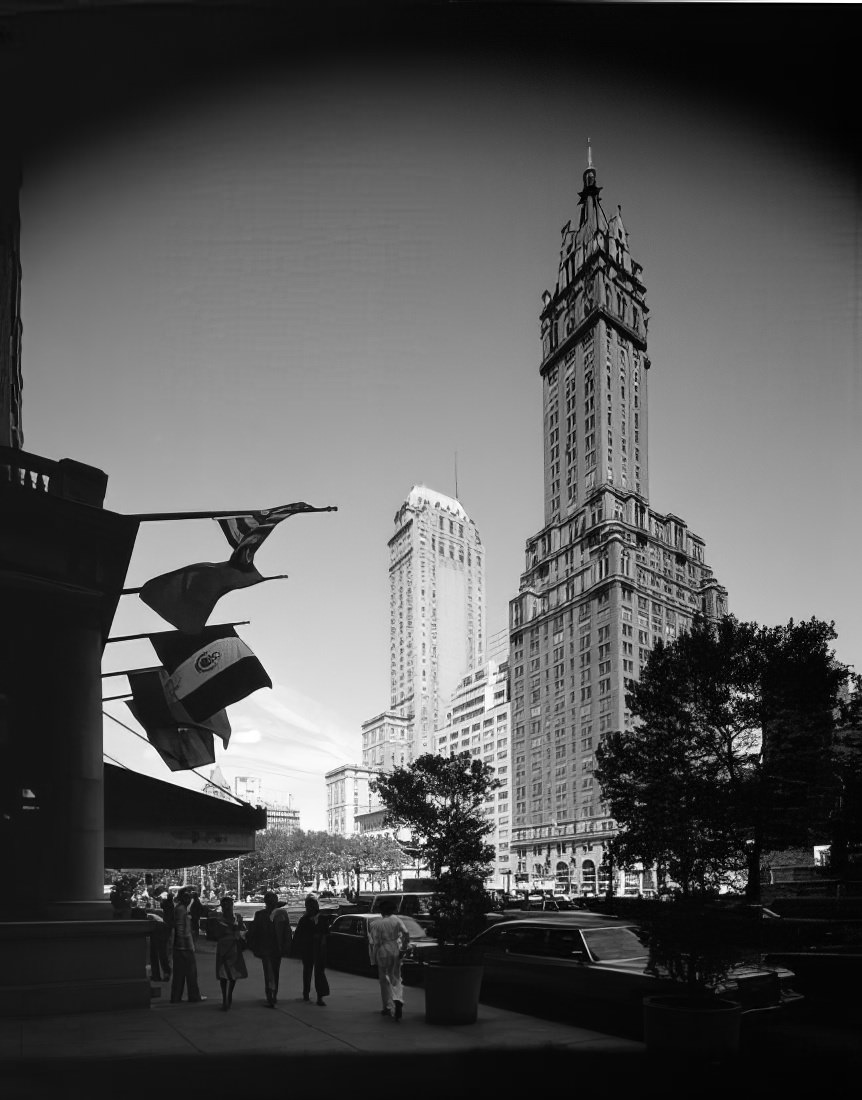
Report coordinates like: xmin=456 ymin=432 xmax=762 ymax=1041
xmin=189 ymin=891 xmax=203 ymax=941
xmin=211 ymin=895 xmax=248 ymax=1011
xmin=170 ymin=888 xmax=207 ymax=1004
xmin=291 ymin=895 xmax=330 ymax=1006
xmin=146 ymin=909 xmax=171 ymax=981
xmin=248 ymin=891 xmax=293 ymax=1007
xmin=367 ymin=897 xmax=410 ymax=1020
xmin=160 ymin=891 xmax=175 ymax=968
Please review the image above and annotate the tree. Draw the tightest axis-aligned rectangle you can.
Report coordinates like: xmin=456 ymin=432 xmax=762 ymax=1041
xmin=371 ymin=752 xmax=501 ymax=947
xmin=595 ymin=615 xmax=854 ymax=901
xmin=344 ymin=833 xmax=408 ymax=894
xmin=825 ymin=677 xmax=862 ymax=875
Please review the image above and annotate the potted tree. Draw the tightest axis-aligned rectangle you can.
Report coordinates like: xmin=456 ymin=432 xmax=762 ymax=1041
xmin=371 ymin=751 xmax=500 ymax=1024
xmin=639 ymin=895 xmax=745 ymax=1056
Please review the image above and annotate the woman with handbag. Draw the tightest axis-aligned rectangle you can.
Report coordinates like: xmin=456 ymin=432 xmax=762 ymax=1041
xmin=211 ymin=896 xmax=248 ymax=1011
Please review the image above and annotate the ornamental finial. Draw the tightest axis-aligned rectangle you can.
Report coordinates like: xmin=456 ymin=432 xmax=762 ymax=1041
xmin=587 ymin=138 xmax=593 ymax=169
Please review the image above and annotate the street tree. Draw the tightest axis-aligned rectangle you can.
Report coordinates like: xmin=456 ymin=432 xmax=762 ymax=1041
xmin=371 ymin=752 xmax=501 ymax=946
xmin=595 ymin=615 xmax=854 ymax=901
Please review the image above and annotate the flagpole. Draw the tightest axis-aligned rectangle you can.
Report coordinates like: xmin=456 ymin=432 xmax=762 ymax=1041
xmin=120 ymin=577 xmax=289 ymax=596
xmin=105 ymin=622 xmax=250 ymax=644
xmin=101 ymin=668 xmax=161 ymax=678
xmin=102 ymin=710 xmax=247 ymax=805
xmin=127 ymin=507 xmax=338 ymax=522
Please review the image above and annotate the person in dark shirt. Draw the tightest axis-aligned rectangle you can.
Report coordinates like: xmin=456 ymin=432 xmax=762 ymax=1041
xmin=291 ymin=896 xmax=330 ymax=1005
xmin=248 ymin=891 xmax=293 ymax=1007
xmin=189 ymin=891 xmax=203 ymax=941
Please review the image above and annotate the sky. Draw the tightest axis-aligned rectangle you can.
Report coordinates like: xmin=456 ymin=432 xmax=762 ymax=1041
xmin=12 ymin=5 xmax=860 ymax=830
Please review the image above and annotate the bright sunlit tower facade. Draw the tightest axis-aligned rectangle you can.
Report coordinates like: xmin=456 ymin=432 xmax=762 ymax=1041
xmin=508 ymin=153 xmax=728 ymax=897
xmin=389 ymin=486 xmax=486 ymax=759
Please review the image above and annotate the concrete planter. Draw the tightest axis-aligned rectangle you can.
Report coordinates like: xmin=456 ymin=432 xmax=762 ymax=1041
xmin=0 ymin=920 xmax=152 ymax=1016
xmin=643 ymin=995 xmax=741 ymax=1057
xmin=424 ymin=963 xmax=484 ymax=1025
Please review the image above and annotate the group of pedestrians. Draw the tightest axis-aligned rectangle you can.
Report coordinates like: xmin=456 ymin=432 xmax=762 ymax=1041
xmin=167 ymin=892 xmax=413 ymax=1022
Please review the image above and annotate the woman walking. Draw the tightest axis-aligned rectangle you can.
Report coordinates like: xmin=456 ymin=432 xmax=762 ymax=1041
xmin=291 ymin=896 xmax=330 ymax=1005
xmin=211 ymin=896 xmax=248 ymax=1011
xmin=368 ymin=897 xmax=410 ymax=1020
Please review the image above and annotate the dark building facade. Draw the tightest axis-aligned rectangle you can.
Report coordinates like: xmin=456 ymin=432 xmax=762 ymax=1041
xmin=508 ymin=155 xmax=728 ymax=895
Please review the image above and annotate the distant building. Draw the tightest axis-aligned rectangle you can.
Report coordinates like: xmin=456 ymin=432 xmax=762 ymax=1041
xmin=330 ymin=485 xmax=488 ymax=837
xmin=203 ymin=765 xmax=232 ymax=801
xmin=360 ymin=711 xmax=413 ymax=773
xmin=233 ymin=775 xmax=298 ymax=833
xmin=264 ymin=803 xmax=300 ymax=833
xmin=434 ymin=655 xmax=512 ymax=889
xmin=325 ymin=763 xmax=378 ymax=837
xmin=388 ymin=486 xmax=486 ymax=758
xmin=235 ymin=776 xmax=263 ymax=804
xmin=508 ymin=154 xmax=728 ymax=896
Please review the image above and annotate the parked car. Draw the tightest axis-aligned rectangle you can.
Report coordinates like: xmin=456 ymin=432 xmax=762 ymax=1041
xmin=325 ymin=912 xmax=439 ymax=982
xmin=368 ymin=892 xmax=436 ymax=930
xmin=466 ymin=917 xmax=804 ymax=1015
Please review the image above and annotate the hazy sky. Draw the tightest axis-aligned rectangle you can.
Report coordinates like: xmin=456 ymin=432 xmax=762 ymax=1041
xmin=14 ymin=6 xmax=859 ymax=829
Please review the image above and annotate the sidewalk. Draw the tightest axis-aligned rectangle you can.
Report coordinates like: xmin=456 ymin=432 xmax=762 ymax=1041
xmin=1 ymin=941 xmax=645 ymax=1096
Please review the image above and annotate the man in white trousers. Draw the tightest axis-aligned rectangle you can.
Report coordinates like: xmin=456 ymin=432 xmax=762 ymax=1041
xmin=368 ymin=897 xmax=411 ymax=1020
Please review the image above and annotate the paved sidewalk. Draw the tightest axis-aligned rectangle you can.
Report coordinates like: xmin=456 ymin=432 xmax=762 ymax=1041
xmin=0 ymin=941 xmax=645 ymax=1096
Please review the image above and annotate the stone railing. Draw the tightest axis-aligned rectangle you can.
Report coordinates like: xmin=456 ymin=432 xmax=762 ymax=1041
xmin=0 ymin=445 xmax=107 ymax=506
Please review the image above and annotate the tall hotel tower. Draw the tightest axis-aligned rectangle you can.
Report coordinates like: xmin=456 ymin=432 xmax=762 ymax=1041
xmin=508 ymin=155 xmax=728 ymax=896
xmin=389 ymin=486 xmax=486 ymax=758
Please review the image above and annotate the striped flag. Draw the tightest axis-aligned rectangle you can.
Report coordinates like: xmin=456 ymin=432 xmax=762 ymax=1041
xmin=149 ymin=625 xmax=272 ymax=723
xmin=217 ymin=502 xmax=333 ymax=569
xmin=126 ymin=668 xmax=231 ymax=771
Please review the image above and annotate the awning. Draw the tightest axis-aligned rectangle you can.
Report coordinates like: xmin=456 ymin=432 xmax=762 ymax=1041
xmin=104 ymin=764 xmax=266 ymax=869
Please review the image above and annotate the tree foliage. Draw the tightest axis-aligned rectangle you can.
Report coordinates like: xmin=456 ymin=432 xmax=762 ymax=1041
xmin=370 ymin=752 xmax=500 ymax=880
xmin=595 ymin=615 xmax=854 ymax=900
xmin=371 ymin=752 xmax=501 ymax=946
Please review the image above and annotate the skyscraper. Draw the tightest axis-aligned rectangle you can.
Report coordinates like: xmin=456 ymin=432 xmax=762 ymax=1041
xmin=508 ymin=154 xmax=728 ymax=896
xmin=389 ymin=486 xmax=486 ymax=758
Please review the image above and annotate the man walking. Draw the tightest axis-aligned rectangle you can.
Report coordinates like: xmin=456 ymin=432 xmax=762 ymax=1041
xmin=368 ymin=897 xmax=410 ymax=1020
xmin=248 ymin=891 xmax=293 ymax=1007
xmin=170 ymin=888 xmax=207 ymax=1004
xmin=291 ymin=895 xmax=330 ymax=1006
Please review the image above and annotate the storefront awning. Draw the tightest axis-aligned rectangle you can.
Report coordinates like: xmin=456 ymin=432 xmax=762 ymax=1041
xmin=104 ymin=764 xmax=266 ymax=869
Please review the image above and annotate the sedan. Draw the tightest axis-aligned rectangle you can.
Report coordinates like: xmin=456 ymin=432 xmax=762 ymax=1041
xmin=467 ymin=917 xmax=804 ymax=1014
xmin=325 ymin=912 xmax=439 ymax=983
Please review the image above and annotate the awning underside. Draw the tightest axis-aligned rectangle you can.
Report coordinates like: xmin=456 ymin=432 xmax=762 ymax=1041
xmin=104 ymin=763 xmax=266 ymax=869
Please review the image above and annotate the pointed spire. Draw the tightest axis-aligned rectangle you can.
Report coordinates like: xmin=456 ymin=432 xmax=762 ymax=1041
xmin=577 ymin=142 xmax=606 ymax=235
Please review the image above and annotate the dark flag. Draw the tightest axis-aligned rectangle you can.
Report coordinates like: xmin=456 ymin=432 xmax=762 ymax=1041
xmin=126 ymin=668 xmax=230 ymax=771
xmin=149 ymin=625 xmax=272 ymax=723
xmin=217 ymin=502 xmax=334 ymax=569
xmin=140 ymin=560 xmax=264 ymax=634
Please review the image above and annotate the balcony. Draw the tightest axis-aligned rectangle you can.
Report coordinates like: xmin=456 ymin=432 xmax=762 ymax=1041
xmin=0 ymin=446 xmax=107 ymax=507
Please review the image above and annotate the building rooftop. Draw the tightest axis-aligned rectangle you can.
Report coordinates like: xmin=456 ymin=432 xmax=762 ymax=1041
xmin=406 ymin=485 xmax=470 ymax=522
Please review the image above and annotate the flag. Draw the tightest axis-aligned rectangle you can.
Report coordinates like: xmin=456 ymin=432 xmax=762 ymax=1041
xmin=217 ymin=501 xmax=332 ymax=570
xmin=138 ymin=723 xmax=216 ymax=773
xmin=149 ymin=625 xmax=272 ymax=723
xmin=126 ymin=668 xmax=231 ymax=771
xmin=129 ymin=667 xmax=232 ymax=749
xmin=140 ymin=560 xmax=264 ymax=634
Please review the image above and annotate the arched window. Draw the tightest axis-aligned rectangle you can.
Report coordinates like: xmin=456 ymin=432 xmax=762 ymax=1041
xmin=555 ymin=861 xmax=570 ymax=890
xmin=581 ymin=859 xmax=596 ymax=893
xmin=598 ymin=862 xmax=611 ymax=892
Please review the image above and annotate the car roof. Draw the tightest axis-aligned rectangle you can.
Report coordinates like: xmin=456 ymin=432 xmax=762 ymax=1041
xmin=481 ymin=915 xmax=632 ymax=930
